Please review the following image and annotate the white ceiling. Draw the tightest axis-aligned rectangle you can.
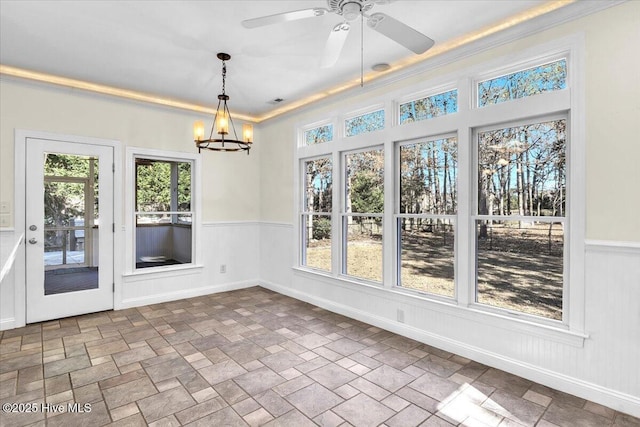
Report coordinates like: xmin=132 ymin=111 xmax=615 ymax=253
xmin=0 ymin=1 xmax=586 ymax=122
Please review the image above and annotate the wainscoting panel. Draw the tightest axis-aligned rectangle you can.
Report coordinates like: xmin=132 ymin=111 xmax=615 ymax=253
xmin=0 ymin=230 xmax=21 ymax=330
xmin=120 ymin=221 xmax=260 ymax=308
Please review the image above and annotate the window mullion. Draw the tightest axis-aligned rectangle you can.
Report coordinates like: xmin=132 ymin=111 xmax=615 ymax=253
xmin=456 ymin=77 xmax=473 ymax=307
xmin=382 ymin=139 xmax=394 ymax=288
xmin=331 ymin=150 xmax=342 ymax=276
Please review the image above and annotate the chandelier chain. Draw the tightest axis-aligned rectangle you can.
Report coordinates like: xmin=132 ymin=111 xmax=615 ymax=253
xmin=221 ymin=60 xmax=227 ymax=96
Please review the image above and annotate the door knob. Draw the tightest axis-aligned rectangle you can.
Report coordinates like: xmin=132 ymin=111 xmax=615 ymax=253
xmin=28 ymin=238 xmax=37 ymax=244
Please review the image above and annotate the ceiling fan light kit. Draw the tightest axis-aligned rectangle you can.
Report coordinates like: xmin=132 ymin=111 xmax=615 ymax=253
xmin=194 ymin=53 xmax=253 ymax=155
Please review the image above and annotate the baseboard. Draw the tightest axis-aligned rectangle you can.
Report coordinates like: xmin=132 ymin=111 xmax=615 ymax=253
xmin=118 ymin=280 xmax=257 ymax=310
xmin=0 ymin=317 xmax=16 ymax=331
xmin=259 ymin=280 xmax=640 ymax=418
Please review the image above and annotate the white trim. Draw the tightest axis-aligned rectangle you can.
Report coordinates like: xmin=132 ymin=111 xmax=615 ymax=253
xmin=259 ymin=278 xmax=637 ymax=418
xmin=585 ymin=240 xmax=640 ymax=253
xmin=202 ymin=220 xmax=262 ymax=227
xmin=119 ymin=280 xmax=256 ymax=309
xmin=125 ymin=146 xmax=201 ymax=275
xmin=0 ymin=317 xmax=16 ymax=331
xmin=0 ymin=232 xmax=22 ymax=284
xmin=122 ymin=264 xmax=204 ymax=279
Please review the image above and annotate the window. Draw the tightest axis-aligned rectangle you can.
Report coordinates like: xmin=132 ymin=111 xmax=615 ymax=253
xmin=301 ymin=157 xmax=332 ymax=272
xmin=296 ymin=46 xmax=582 ymax=331
xmin=477 ymin=59 xmax=567 ymax=107
xmin=474 ymin=118 xmax=566 ymax=320
xmin=304 ymin=123 xmax=333 ymax=145
xmin=399 ymin=89 xmax=458 ymax=124
xmin=343 ymin=148 xmax=384 ymax=282
xmin=134 ymin=157 xmax=193 ymax=269
xmin=345 ymin=109 xmax=385 ymax=137
xmin=397 ymin=136 xmax=457 ymax=297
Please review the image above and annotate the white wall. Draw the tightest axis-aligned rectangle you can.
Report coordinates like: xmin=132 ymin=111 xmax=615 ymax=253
xmin=257 ymin=2 xmax=640 ymax=417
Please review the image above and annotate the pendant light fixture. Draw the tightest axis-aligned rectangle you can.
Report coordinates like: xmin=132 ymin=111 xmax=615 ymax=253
xmin=194 ymin=53 xmax=253 ymax=154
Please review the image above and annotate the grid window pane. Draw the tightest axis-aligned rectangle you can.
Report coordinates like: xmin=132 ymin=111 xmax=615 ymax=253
xmin=302 ymin=214 xmax=332 ymax=272
xmin=399 ymin=219 xmax=454 ymax=297
xmin=399 ymin=89 xmax=458 ymax=124
xmin=345 ymin=109 xmax=385 ymax=137
xmin=478 ymin=119 xmax=566 ymax=217
xmin=478 ymin=59 xmax=567 ymax=107
xmin=476 ymin=220 xmax=563 ymax=320
xmin=344 ymin=216 xmax=382 ymax=282
xmin=345 ymin=149 xmax=384 ymax=214
xmin=400 ymin=137 xmax=457 ymax=215
xmin=304 ymin=158 xmax=332 ymax=213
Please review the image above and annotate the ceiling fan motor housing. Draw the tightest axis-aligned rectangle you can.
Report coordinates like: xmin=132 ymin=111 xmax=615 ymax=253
xmin=328 ymin=0 xmax=375 ymax=21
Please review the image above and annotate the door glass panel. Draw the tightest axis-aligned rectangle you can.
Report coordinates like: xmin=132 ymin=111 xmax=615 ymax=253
xmin=43 ymin=153 xmax=99 ymax=295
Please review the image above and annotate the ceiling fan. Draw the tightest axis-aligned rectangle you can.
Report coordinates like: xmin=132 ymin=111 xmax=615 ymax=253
xmin=242 ymin=0 xmax=435 ymax=68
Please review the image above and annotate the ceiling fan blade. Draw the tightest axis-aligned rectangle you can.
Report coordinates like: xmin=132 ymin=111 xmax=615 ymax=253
xmin=242 ymin=8 xmax=329 ymax=29
xmin=320 ymin=23 xmax=351 ymax=68
xmin=366 ymin=12 xmax=434 ymax=54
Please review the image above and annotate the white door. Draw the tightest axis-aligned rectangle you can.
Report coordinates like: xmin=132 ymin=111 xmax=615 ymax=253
xmin=26 ymin=137 xmax=114 ymax=323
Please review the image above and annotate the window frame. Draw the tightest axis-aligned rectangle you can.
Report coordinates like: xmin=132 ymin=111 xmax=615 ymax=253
xmin=340 ymin=145 xmax=385 ymax=284
xmin=300 ymin=155 xmax=334 ymax=273
xmin=125 ymin=147 xmax=201 ymax=275
xmin=394 ymin=133 xmax=458 ymax=300
xmin=471 ymin=113 xmax=569 ymax=325
xmin=293 ymin=35 xmax=585 ymax=340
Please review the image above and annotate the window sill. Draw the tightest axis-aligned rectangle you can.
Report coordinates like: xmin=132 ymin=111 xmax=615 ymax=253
xmin=292 ymin=267 xmax=588 ymax=348
xmin=123 ymin=263 xmax=204 ymax=281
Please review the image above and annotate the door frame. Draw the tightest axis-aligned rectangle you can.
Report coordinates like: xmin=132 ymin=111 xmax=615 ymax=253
xmin=14 ymin=129 xmax=122 ymax=327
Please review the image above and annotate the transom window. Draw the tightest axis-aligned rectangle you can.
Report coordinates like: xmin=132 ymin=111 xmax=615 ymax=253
xmin=304 ymin=123 xmax=333 ymax=146
xmin=399 ymin=89 xmax=458 ymax=124
xmin=345 ymin=109 xmax=385 ymax=137
xmin=477 ymin=58 xmax=567 ymax=107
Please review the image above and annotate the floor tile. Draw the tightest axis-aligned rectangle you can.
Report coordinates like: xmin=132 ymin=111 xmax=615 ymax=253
xmin=333 ymin=393 xmax=395 ymax=426
xmin=542 ymin=401 xmax=613 ymax=427
xmin=233 ymin=366 xmax=285 ymax=395
xmin=102 ymin=376 xmax=157 ymax=409
xmin=364 ymin=364 xmax=414 ymax=392
xmin=198 ymin=359 xmax=247 ymax=385
xmin=285 ymin=382 xmax=344 ymax=418
xmin=138 ymin=385 xmax=196 ymax=423
xmin=306 ymin=362 xmax=358 ymax=390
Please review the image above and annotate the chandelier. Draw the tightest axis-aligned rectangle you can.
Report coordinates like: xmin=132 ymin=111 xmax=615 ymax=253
xmin=193 ymin=53 xmax=253 ymax=154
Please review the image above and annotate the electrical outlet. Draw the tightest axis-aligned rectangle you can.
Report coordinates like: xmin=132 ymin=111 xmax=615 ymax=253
xmin=220 ymin=264 xmax=226 ymax=274
xmin=0 ymin=201 xmax=9 ymax=213
xmin=397 ymin=308 xmax=405 ymax=323
xmin=0 ymin=214 xmax=11 ymax=227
